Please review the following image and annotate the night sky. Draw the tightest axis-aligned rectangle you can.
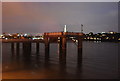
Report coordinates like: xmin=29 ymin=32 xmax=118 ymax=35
xmin=2 ymin=2 xmax=118 ymax=34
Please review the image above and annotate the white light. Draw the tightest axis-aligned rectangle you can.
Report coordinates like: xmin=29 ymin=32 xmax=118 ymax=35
xmin=17 ymin=34 xmax=20 ymax=36
xmin=102 ymin=34 xmax=106 ymax=36
xmin=58 ymin=37 xmax=60 ymax=39
xmin=94 ymin=38 xmax=96 ymax=40
xmin=76 ymin=40 xmax=78 ymax=42
xmin=90 ymin=37 xmax=93 ymax=39
xmin=97 ymin=38 xmax=100 ymax=40
xmin=102 ymin=32 xmax=105 ymax=33
xmin=87 ymin=37 xmax=89 ymax=39
xmin=109 ymin=32 xmax=114 ymax=34
xmin=64 ymin=25 xmax=67 ymax=32
xmin=32 ymin=38 xmax=35 ymax=40
xmin=8 ymin=34 xmax=11 ymax=36
xmin=106 ymin=37 xmax=109 ymax=39
xmin=32 ymin=37 xmax=41 ymax=40
xmin=24 ymin=34 xmax=27 ymax=36
xmin=72 ymin=39 xmax=75 ymax=41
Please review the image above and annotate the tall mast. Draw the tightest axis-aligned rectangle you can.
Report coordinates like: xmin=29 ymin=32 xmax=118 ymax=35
xmin=81 ymin=24 xmax=83 ymax=33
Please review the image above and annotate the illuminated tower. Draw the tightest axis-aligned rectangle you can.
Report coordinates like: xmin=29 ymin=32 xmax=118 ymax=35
xmin=64 ymin=25 xmax=67 ymax=32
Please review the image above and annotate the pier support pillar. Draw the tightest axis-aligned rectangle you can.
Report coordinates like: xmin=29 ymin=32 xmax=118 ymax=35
xmin=77 ymin=37 xmax=82 ymax=64
xmin=59 ymin=37 xmax=66 ymax=64
xmin=23 ymin=42 xmax=31 ymax=55
xmin=16 ymin=43 xmax=20 ymax=55
xmin=44 ymin=37 xmax=50 ymax=59
xmin=36 ymin=43 xmax=39 ymax=54
xmin=11 ymin=43 xmax=15 ymax=54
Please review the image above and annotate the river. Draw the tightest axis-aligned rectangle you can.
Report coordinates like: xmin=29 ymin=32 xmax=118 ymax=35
xmin=2 ymin=41 xmax=119 ymax=79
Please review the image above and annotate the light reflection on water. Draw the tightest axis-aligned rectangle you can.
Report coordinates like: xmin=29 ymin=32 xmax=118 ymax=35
xmin=2 ymin=41 xmax=119 ymax=79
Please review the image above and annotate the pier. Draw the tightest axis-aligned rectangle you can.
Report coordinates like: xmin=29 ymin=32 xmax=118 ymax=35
xmin=2 ymin=32 xmax=84 ymax=63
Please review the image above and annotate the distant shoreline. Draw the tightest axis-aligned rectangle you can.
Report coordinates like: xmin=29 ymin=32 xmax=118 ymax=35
xmin=0 ymin=39 xmax=120 ymax=43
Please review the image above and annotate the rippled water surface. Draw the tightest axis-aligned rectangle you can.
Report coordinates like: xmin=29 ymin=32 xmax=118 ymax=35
xmin=2 ymin=41 xmax=119 ymax=79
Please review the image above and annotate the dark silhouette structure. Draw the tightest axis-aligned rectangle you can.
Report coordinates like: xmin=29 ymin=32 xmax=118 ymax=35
xmin=2 ymin=32 xmax=84 ymax=63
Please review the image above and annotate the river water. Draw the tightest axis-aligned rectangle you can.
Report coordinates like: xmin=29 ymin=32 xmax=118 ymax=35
xmin=2 ymin=41 xmax=119 ymax=79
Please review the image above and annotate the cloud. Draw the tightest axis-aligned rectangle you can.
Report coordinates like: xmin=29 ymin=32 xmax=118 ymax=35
xmin=2 ymin=2 xmax=118 ymax=33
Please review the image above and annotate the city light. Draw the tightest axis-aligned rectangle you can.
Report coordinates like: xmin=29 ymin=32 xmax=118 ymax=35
xmin=0 ymin=31 xmax=120 ymax=42
xmin=24 ymin=34 xmax=27 ymax=36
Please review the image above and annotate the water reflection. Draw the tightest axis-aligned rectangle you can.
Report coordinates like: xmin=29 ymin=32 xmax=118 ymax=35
xmin=2 ymin=42 xmax=118 ymax=79
xmin=11 ymin=43 xmax=15 ymax=55
xmin=16 ymin=43 xmax=20 ymax=55
xmin=77 ymin=48 xmax=82 ymax=67
xmin=7 ymin=42 xmax=83 ymax=79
